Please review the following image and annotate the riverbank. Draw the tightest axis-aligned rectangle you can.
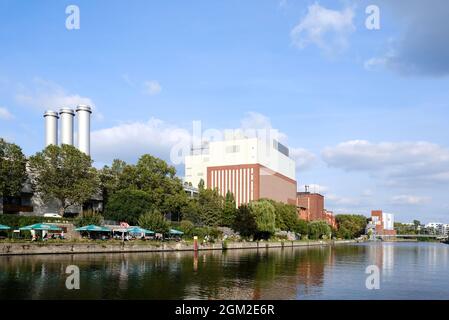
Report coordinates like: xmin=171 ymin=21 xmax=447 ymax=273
xmin=0 ymin=239 xmax=357 ymax=256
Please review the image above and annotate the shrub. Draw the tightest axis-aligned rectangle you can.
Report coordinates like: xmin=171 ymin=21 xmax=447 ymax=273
xmin=308 ymin=220 xmax=332 ymax=240
xmin=0 ymin=214 xmax=73 ymax=229
xmin=179 ymin=220 xmax=195 ymax=236
xmin=232 ymin=205 xmax=257 ymax=239
xmin=250 ymin=200 xmax=276 ymax=240
xmin=74 ymin=210 xmax=104 ymax=227
xmin=138 ymin=209 xmax=170 ymax=234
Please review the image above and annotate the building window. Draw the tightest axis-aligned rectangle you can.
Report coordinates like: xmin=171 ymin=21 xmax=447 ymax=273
xmin=226 ymin=145 xmax=240 ymax=153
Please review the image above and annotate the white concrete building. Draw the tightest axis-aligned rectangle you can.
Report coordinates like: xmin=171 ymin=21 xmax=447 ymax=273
xmin=184 ymin=131 xmax=297 ymax=206
xmin=425 ymin=222 xmax=449 ymax=235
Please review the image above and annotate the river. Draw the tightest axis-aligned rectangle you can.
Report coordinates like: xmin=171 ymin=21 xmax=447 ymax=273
xmin=0 ymin=242 xmax=448 ymax=300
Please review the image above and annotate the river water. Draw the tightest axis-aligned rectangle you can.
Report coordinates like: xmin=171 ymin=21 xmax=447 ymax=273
xmin=0 ymin=242 xmax=448 ymax=300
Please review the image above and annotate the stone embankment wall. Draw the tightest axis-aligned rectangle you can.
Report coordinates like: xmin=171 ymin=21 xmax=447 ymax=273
xmin=0 ymin=240 xmax=356 ymax=256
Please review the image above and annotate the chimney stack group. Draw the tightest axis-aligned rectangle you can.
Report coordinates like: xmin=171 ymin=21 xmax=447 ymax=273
xmin=43 ymin=105 xmax=92 ymax=156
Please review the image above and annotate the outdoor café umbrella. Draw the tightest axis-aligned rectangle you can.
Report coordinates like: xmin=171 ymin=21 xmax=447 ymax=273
xmin=75 ymin=225 xmax=111 ymax=239
xmin=169 ymin=229 xmax=184 ymax=236
xmin=127 ymin=226 xmax=154 ymax=235
xmin=19 ymin=223 xmax=62 ymax=231
xmin=0 ymin=224 xmax=11 ymax=230
xmin=75 ymin=225 xmax=111 ymax=232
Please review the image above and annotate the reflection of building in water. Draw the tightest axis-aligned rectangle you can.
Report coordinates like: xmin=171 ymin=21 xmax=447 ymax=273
xmin=366 ymin=243 xmax=394 ymax=276
xmin=228 ymin=247 xmax=334 ymax=300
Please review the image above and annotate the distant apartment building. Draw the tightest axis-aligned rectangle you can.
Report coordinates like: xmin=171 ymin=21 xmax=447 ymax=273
xmin=370 ymin=210 xmax=396 ymax=236
xmin=296 ymin=187 xmax=336 ymax=228
xmin=184 ymin=131 xmax=297 ymax=207
xmin=425 ymin=222 xmax=449 ymax=235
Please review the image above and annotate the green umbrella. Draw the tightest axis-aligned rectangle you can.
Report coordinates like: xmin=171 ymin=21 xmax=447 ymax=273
xmin=169 ymin=228 xmax=184 ymax=235
xmin=75 ymin=225 xmax=111 ymax=232
xmin=0 ymin=224 xmax=11 ymax=230
xmin=128 ymin=226 xmax=154 ymax=234
xmin=19 ymin=223 xmax=62 ymax=231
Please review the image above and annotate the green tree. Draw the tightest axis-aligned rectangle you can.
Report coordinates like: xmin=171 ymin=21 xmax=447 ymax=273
xmin=0 ymin=138 xmax=27 ymax=197
xmin=138 ymin=209 xmax=170 ymax=234
xmin=106 ymin=154 xmax=187 ymax=218
xmin=198 ymin=188 xmax=223 ymax=227
xmin=273 ymin=201 xmax=299 ymax=232
xmin=250 ymin=200 xmax=276 ymax=240
xmin=98 ymin=159 xmax=127 ymax=205
xmin=222 ymin=192 xmax=237 ymax=227
xmin=308 ymin=220 xmax=331 ymax=240
xmin=181 ymin=198 xmax=202 ymax=224
xmin=335 ymin=214 xmax=367 ymax=239
xmin=28 ymin=144 xmax=99 ymax=217
xmin=104 ymin=188 xmax=153 ymax=225
xmin=232 ymin=204 xmax=257 ymax=238
xmin=198 ymin=179 xmax=205 ymax=190
xmin=294 ymin=219 xmax=309 ymax=237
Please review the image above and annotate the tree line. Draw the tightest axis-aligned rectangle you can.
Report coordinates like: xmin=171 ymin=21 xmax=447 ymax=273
xmin=1 ymin=138 xmax=368 ymax=240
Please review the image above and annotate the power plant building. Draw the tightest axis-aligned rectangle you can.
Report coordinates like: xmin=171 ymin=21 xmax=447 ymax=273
xmin=185 ymin=132 xmax=297 ymax=206
xmin=0 ymin=105 xmax=96 ymax=216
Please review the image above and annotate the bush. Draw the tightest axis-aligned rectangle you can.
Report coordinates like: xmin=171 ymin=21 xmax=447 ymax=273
xmin=74 ymin=210 xmax=104 ymax=227
xmin=250 ymin=200 xmax=276 ymax=240
xmin=335 ymin=214 xmax=367 ymax=239
xmin=308 ymin=220 xmax=332 ymax=240
xmin=137 ymin=210 xmax=170 ymax=234
xmin=192 ymin=226 xmax=223 ymax=241
xmin=179 ymin=220 xmax=195 ymax=236
xmin=294 ymin=219 xmax=308 ymax=236
xmin=232 ymin=205 xmax=257 ymax=239
xmin=0 ymin=214 xmax=73 ymax=229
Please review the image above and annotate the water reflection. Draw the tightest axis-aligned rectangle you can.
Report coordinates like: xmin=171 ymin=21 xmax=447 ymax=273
xmin=0 ymin=242 xmax=448 ymax=300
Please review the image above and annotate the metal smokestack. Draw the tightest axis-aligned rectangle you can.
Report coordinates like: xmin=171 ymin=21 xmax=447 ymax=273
xmin=76 ymin=105 xmax=92 ymax=155
xmin=59 ymin=108 xmax=75 ymax=146
xmin=43 ymin=110 xmax=59 ymax=147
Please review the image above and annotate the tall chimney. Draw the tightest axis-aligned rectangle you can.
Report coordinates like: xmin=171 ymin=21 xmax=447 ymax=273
xmin=76 ymin=105 xmax=92 ymax=155
xmin=59 ymin=108 xmax=75 ymax=146
xmin=43 ymin=110 xmax=59 ymax=147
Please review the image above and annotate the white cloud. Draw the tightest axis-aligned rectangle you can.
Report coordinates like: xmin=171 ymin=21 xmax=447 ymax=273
xmin=322 ymin=140 xmax=449 ymax=185
xmin=91 ymin=117 xmax=190 ymax=166
xmin=122 ymin=74 xmax=134 ymax=86
xmin=364 ymin=57 xmax=387 ymax=71
xmin=370 ymin=0 xmax=449 ymax=76
xmin=297 ymin=183 xmax=328 ymax=194
xmin=143 ymin=80 xmax=162 ymax=95
xmin=0 ymin=107 xmax=14 ymax=120
xmin=290 ymin=147 xmax=318 ymax=171
xmin=15 ymin=78 xmax=94 ymax=110
xmin=240 ymin=112 xmax=317 ymax=170
xmin=391 ymin=195 xmax=431 ymax=205
xmin=290 ymin=3 xmax=355 ymax=54
xmin=326 ymin=193 xmax=360 ymax=206
xmin=90 ymin=112 xmax=318 ymax=176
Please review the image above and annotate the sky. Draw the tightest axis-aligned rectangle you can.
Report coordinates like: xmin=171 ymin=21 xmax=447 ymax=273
xmin=1 ymin=0 xmax=449 ymax=223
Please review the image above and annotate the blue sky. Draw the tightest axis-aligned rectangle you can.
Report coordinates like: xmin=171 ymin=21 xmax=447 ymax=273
xmin=1 ymin=0 xmax=449 ymax=223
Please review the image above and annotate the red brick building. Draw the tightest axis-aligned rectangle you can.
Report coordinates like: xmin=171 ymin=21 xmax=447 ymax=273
xmin=371 ymin=210 xmax=396 ymax=236
xmin=296 ymin=191 xmax=336 ymax=228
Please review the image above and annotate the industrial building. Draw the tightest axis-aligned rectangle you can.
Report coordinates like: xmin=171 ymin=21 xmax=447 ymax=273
xmin=184 ymin=131 xmax=297 ymax=207
xmin=296 ymin=186 xmax=336 ymax=228
xmin=44 ymin=105 xmax=92 ymax=155
xmin=368 ymin=210 xmax=396 ymax=236
xmin=0 ymin=105 xmax=97 ymax=216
